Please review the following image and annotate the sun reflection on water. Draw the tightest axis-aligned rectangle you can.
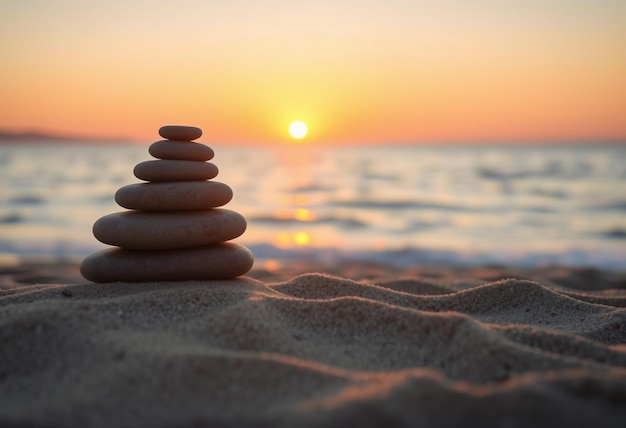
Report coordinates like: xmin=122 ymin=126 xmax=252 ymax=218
xmin=294 ymin=231 xmax=311 ymax=246
xmin=294 ymin=208 xmax=313 ymax=222
xmin=275 ymin=231 xmax=312 ymax=248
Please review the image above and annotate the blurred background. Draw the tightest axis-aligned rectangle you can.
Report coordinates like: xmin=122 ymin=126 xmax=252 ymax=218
xmin=1 ymin=1 xmax=625 ymax=273
xmin=2 ymin=142 xmax=625 ymax=272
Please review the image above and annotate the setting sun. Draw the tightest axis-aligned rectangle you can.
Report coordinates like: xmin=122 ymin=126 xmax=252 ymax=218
xmin=289 ymin=121 xmax=308 ymax=140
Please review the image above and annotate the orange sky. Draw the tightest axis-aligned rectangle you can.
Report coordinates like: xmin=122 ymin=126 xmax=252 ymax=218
xmin=1 ymin=1 xmax=625 ymax=145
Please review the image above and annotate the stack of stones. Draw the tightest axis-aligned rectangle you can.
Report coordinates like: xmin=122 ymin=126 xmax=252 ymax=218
xmin=80 ymin=125 xmax=254 ymax=283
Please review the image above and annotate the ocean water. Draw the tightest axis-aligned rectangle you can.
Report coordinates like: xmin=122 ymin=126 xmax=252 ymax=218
xmin=1 ymin=142 xmax=625 ymax=270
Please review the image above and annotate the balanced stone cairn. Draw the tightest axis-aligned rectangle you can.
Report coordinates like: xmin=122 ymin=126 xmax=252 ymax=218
xmin=80 ymin=125 xmax=254 ymax=282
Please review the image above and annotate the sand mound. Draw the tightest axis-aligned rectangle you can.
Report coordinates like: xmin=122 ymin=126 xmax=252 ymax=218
xmin=1 ymin=273 xmax=626 ymax=427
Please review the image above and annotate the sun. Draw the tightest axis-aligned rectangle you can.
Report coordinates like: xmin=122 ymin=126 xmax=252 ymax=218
xmin=289 ymin=121 xmax=308 ymax=139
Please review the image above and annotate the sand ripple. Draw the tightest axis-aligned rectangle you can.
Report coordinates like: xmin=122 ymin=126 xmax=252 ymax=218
xmin=1 ymin=274 xmax=626 ymax=427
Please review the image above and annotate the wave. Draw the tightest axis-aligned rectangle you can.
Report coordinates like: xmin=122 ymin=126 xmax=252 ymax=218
xmin=602 ymin=229 xmax=626 ymax=240
xmin=285 ymin=184 xmax=335 ymax=193
xmin=477 ymin=160 xmax=595 ymax=181
xmin=248 ymin=215 xmax=367 ymax=229
xmin=247 ymin=244 xmax=626 ymax=272
xmin=529 ymin=187 xmax=569 ymax=199
xmin=0 ymin=213 xmax=24 ymax=224
xmin=588 ymin=201 xmax=626 ymax=212
xmin=9 ymin=195 xmax=46 ymax=204
xmin=330 ymin=199 xmax=469 ymax=211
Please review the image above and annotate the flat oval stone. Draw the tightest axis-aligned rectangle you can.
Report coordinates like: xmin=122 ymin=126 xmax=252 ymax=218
xmin=149 ymin=140 xmax=214 ymax=161
xmin=80 ymin=243 xmax=254 ymax=282
xmin=159 ymin=125 xmax=202 ymax=141
xmin=93 ymin=209 xmax=247 ymax=250
xmin=115 ymin=181 xmax=233 ymax=211
xmin=134 ymin=160 xmax=218 ymax=182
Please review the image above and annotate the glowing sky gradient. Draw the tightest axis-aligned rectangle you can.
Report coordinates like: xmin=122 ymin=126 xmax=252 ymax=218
xmin=1 ymin=0 xmax=625 ymax=144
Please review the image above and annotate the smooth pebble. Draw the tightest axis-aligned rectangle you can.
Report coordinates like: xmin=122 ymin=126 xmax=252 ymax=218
xmin=149 ymin=140 xmax=214 ymax=161
xmin=158 ymin=125 xmax=202 ymax=141
xmin=134 ymin=160 xmax=218 ymax=182
xmin=93 ymin=209 xmax=247 ymax=250
xmin=80 ymin=243 xmax=254 ymax=282
xmin=115 ymin=181 xmax=233 ymax=211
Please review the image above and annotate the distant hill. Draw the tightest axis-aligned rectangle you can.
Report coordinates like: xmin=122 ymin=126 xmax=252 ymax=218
xmin=0 ymin=130 xmax=131 ymax=144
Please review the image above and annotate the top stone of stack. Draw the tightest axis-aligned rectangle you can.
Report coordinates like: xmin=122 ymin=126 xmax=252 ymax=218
xmin=153 ymin=125 xmax=213 ymax=161
xmin=159 ymin=125 xmax=203 ymax=141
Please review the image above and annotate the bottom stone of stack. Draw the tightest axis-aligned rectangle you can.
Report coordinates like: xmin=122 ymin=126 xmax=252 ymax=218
xmin=80 ymin=243 xmax=254 ymax=283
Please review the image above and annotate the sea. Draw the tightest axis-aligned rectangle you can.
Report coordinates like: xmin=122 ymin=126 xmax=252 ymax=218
xmin=1 ymin=142 xmax=626 ymax=270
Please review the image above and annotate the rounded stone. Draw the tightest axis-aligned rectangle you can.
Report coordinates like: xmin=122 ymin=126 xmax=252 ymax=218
xmin=159 ymin=125 xmax=202 ymax=141
xmin=134 ymin=160 xmax=218 ymax=182
xmin=80 ymin=243 xmax=254 ymax=282
xmin=93 ymin=209 xmax=247 ymax=250
xmin=149 ymin=140 xmax=214 ymax=161
xmin=115 ymin=181 xmax=233 ymax=211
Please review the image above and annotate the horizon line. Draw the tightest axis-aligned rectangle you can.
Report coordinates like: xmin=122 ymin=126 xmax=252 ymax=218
xmin=1 ymin=128 xmax=625 ymax=147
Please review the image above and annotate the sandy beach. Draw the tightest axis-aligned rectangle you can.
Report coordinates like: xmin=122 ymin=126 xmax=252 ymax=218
xmin=1 ymin=261 xmax=625 ymax=427
xmin=3 ymin=1 xmax=626 ymax=425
